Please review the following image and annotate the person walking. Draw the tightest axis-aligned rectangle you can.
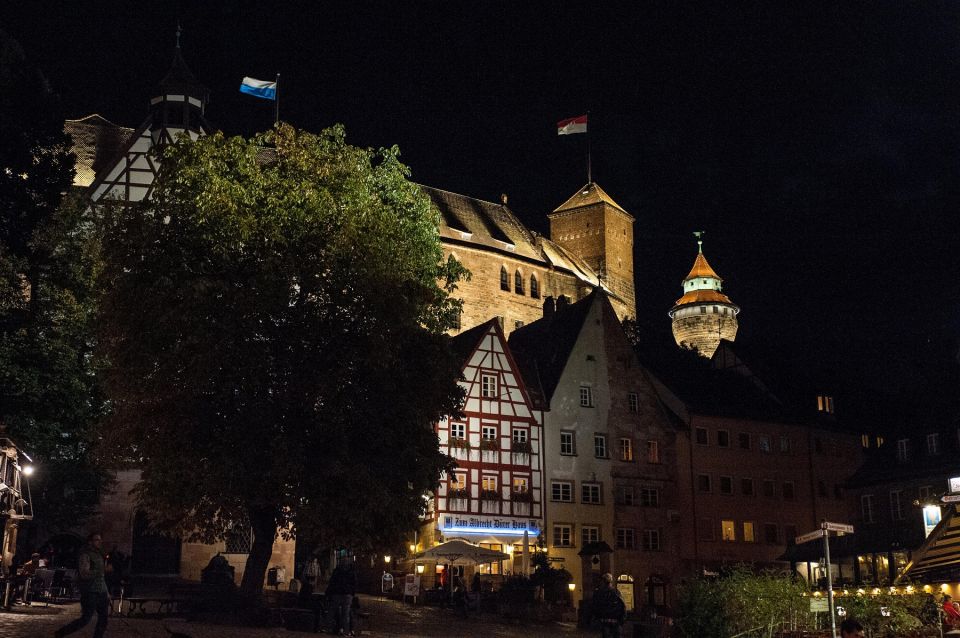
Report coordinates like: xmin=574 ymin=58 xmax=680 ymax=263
xmin=326 ymin=559 xmax=358 ymax=636
xmin=54 ymin=532 xmax=111 ymax=638
xmin=592 ymin=573 xmax=626 ymax=638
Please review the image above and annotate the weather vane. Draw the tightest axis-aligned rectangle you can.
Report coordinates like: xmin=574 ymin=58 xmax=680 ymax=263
xmin=693 ymin=230 xmax=705 ymax=253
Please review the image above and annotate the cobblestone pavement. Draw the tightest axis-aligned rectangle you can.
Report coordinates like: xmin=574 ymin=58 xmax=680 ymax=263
xmin=0 ymin=595 xmax=590 ymax=637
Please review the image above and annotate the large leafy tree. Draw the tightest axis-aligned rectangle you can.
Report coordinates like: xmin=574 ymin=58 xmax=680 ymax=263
xmin=0 ymin=29 xmax=107 ymax=539
xmin=98 ymin=123 xmax=466 ymax=594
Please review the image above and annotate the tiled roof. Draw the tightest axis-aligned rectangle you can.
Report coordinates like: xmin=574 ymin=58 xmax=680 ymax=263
xmin=671 ymin=288 xmax=736 ymax=308
xmin=684 ymin=252 xmax=722 ymax=281
xmin=64 ymin=115 xmax=135 ymax=187
xmin=550 ymin=182 xmax=631 ymax=218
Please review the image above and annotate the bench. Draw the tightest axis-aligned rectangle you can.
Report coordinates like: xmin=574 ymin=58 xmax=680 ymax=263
xmin=122 ymin=596 xmax=192 ymax=617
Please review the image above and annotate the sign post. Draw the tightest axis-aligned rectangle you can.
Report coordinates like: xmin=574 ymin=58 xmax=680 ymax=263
xmin=796 ymin=521 xmax=854 ymax=638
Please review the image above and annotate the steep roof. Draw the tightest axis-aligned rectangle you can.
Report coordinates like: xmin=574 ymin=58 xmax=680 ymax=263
xmin=508 ymin=291 xmax=597 ymax=406
xmin=449 ymin=319 xmax=499 ymax=369
xmin=158 ymin=47 xmax=209 ymax=102
xmin=684 ymin=251 xmax=722 ymax=281
xmin=550 ymin=182 xmax=632 ymax=218
xmin=671 ymin=288 xmax=736 ymax=309
xmin=64 ymin=115 xmax=135 ymax=187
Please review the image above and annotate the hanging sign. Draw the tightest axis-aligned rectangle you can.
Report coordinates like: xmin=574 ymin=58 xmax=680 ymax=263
xmin=439 ymin=514 xmax=540 ymax=536
xmin=948 ymin=476 xmax=960 ymax=494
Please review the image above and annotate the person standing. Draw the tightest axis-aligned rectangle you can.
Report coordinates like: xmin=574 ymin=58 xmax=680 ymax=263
xmin=54 ymin=532 xmax=111 ymax=638
xmin=592 ymin=573 xmax=626 ymax=638
xmin=326 ymin=559 xmax=357 ymax=636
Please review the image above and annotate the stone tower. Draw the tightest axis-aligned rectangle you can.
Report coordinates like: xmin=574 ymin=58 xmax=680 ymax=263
xmin=668 ymin=235 xmax=739 ymax=358
xmin=547 ymin=182 xmax=636 ymax=319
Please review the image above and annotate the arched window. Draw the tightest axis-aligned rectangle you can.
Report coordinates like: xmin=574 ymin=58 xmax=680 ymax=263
xmin=500 ymin=266 xmax=509 ymax=291
xmin=514 ymin=270 xmax=524 ymax=295
xmin=530 ymin=275 xmax=540 ymax=299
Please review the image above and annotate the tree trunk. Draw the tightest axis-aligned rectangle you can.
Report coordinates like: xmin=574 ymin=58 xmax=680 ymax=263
xmin=239 ymin=506 xmax=278 ymax=597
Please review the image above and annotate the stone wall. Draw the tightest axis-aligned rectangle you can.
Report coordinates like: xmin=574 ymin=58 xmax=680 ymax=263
xmin=671 ymin=314 xmax=738 ymax=358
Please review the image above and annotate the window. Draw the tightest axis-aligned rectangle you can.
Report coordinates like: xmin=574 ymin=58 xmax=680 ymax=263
xmin=646 ymin=440 xmax=660 ymax=463
xmin=640 ymin=487 xmax=660 ymax=507
xmin=717 ymin=430 xmax=730 ymax=448
xmin=699 ymin=306 xmax=707 ymax=315
xmin=551 ymin=481 xmax=573 ymax=502
xmin=697 ymin=474 xmax=711 ymax=493
xmin=927 ymin=433 xmax=940 ymax=456
xmin=616 ymin=485 xmax=636 ymax=506
xmin=896 ymin=438 xmax=909 ymax=462
xmin=582 ymin=483 xmax=602 ymax=504
xmin=481 ymin=373 xmax=498 ymax=398
xmin=695 ymin=427 xmax=708 ymax=445
xmin=919 ymin=485 xmax=933 ymax=500
xmin=738 ymin=432 xmax=750 ymax=450
xmin=719 ymin=476 xmax=733 ymax=495
xmin=449 ymin=472 xmax=467 ymax=490
xmin=225 ymin=525 xmax=253 ymax=554
xmin=890 ymin=490 xmax=903 ymax=520
xmin=594 ymin=434 xmax=608 ymax=459
xmin=628 ymin=393 xmax=639 ymax=413
xmin=817 ymin=395 xmax=834 ymax=414
xmin=452 ymin=311 xmax=461 ymax=330
xmin=743 ymin=521 xmax=755 ymax=543
xmin=482 ymin=425 xmax=497 ymax=440
xmin=698 ymin=518 xmax=714 ymax=541
xmin=616 ymin=528 xmax=636 ymax=550
xmin=580 ymin=386 xmax=594 ymax=407
xmin=741 ymin=478 xmax=754 ymax=496
xmin=721 ymin=520 xmax=736 ymax=542
xmin=514 ymin=320 xmax=524 ymax=330
xmin=758 ymin=435 xmax=771 ymax=453
xmin=530 ymin=275 xmax=539 ymax=299
xmin=478 ymin=542 xmax=503 ymax=575
xmin=512 ymin=429 xmax=528 ymax=443
xmin=581 ymin=526 xmax=600 ymax=546
xmin=513 ymin=477 xmax=529 ymax=494
xmin=500 ymin=266 xmax=509 ymax=291
xmin=553 ymin=524 xmax=572 ymax=547
xmin=762 ymin=480 xmax=776 ymax=498
xmin=514 ymin=270 xmax=524 ymax=295
xmin=619 ymin=438 xmax=634 ymax=461
xmin=560 ymin=431 xmax=576 ymax=455
xmin=642 ymin=529 xmax=661 ymax=551
xmin=861 ymin=494 xmax=875 ymax=523
xmin=481 ymin=475 xmax=497 ymax=492
xmin=764 ymin=523 xmax=779 ymax=544
xmin=450 ymin=423 xmax=465 ymax=440
xmin=782 ymin=482 xmax=795 ymax=500
xmin=779 ymin=436 xmax=790 ymax=453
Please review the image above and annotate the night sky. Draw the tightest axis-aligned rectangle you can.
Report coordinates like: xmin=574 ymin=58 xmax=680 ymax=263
xmin=6 ymin=2 xmax=959 ymax=417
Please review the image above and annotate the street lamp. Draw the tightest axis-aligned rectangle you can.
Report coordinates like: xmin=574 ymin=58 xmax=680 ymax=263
xmin=21 ymin=466 xmax=33 ymax=477
xmin=384 ymin=555 xmax=391 ymax=565
xmin=416 ymin=564 xmax=425 ymax=574
xmin=568 ymin=582 xmax=576 ymax=592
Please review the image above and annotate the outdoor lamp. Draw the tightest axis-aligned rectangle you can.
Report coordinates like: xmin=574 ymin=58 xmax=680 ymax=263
xmin=384 ymin=555 xmax=391 ymax=564
xmin=21 ymin=465 xmax=33 ymax=477
xmin=568 ymin=583 xmax=576 ymax=592
xmin=416 ymin=564 xmax=425 ymax=574
xmin=409 ymin=544 xmax=416 ymax=553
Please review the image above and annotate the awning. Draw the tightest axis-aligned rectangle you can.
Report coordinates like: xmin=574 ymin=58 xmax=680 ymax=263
xmin=896 ymin=504 xmax=960 ymax=583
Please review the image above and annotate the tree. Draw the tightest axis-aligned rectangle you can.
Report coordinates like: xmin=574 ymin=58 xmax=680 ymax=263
xmin=97 ymin=123 xmax=467 ymax=595
xmin=0 ymin=29 xmax=108 ymax=541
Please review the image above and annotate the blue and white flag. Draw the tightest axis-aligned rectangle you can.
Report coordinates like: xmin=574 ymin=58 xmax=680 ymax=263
xmin=239 ymin=76 xmax=277 ymax=100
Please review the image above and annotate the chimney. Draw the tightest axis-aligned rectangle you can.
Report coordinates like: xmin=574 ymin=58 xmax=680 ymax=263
xmin=543 ymin=296 xmax=556 ymax=320
xmin=556 ymin=295 xmax=570 ymax=310
xmin=500 ymin=193 xmax=508 ymax=205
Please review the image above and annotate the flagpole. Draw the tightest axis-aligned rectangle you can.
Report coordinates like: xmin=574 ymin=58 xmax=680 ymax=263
xmin=587 ymin=111 xmax=592 ymax=184
xmin=274 ymin=73 xmax=280 ymax=126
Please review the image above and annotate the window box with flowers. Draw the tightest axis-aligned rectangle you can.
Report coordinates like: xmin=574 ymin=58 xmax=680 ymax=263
xmin=511 ymin=441 xmax=533 ymax=455
xmin=480 ymin=489 xmax=500 ymax=501
xmin=479 ymin=439 xmax=499 ymax=452
xmin=449 ymin=438 xmax=471 ymax=450
xmin=448 ymin=488 xmax=470 ymax=501
xmin=510 ymin=490 xmax=532 ymax=503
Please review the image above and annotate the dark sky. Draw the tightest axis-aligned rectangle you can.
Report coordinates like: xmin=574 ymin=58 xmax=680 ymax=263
xmin=6 ymin=2 xmax=959 ymax=410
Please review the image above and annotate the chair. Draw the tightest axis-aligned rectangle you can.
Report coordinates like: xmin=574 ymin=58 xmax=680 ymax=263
xmin=46 ymin=569 xmax=68 ymax=603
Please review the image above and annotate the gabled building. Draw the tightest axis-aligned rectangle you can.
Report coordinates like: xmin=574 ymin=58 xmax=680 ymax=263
xmin=420 ymin=319 xmax=544 ymax=583
xmin=510 ymin=291 xmax=682 ymax=612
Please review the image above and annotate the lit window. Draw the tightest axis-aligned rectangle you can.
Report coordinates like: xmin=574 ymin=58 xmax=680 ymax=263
xmin=514 ymin=270 xmax=524 ymax=295
xmin=817 ymin=395 xmax=835 ymax=414
xmin=861 ymin=434 xmax=869 ymax=448
xmin=500 ymin=266 xmax=509 ymax=291
xmin=619 ymin=438 xmax=634 ymax=461
xmin=512 ymin=477 xmax=528 ymax=494
xmin=640 ymin=487 xmax=659 ymax=507
xmin=719 ymin=476 xmax=733 ymax=494
xmin=628 ymin=393 xmax=639 ymax=413
xmin=450 ymin=423 xmax=465 ymax=440
xmin=449 ymin=472 xmax=467 ymax=490
xmin=594 ymin=435 xmax=607 ymax=459
xmin=551 ymin=481 xmax=573 ymax=502
xmin=616 ymin=528 xmax=636 ymax=550
xmin=721 ymin=520 xmax=736 ymax=542
xmin=560 ymin=431 xmax=575 ymax=455
xmin=646 ymin=440 xmax=660 ymax=463
xmin=616 ymin=485 xmax=636 ymax=506
xmin=642 ymin=529 xmax=661 ymax=551
xmin=717 ymin=430 xmax=730 ymax=447
xmin=481 ymin=475 xmax=497 ymax=492
xmin=743 ymin=521 xmax=755 ymax=543
xmin=927 ymin=433 xmax=940 ymax=456
xmin=861 ymin=494 xmax=875 ymax=523
xmin=580 ymin=386 xmax=593 ymax=407
xmin=530 ymin=275 xmax=539 ymax=299
xmin=890 ymin=490 xmax=903 ymax=520
xmin=582 ymin=483 xmax=602 ymax=504
xmin=695 ymin=427 xmax=708 ymax=445
xmin=478 ymin=542 xmax=503 ymax=575
xmin=553 ymin=524 xmax=572 ymax=547
xmin=741 ymin=478 xmax=754 ymax=496
xmin=481 ymin=373 xmax=498 ymax=398
xmin=896 ymin=439 xmax=909 ymax=463
xmin=697 ymin=474 xmax=711 ymax=493
xmin=581 ymin=526 xmax=600 ymax=546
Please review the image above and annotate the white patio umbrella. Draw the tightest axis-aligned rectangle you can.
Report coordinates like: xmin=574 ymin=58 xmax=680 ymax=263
xmin=417 ymin=539 xmax=509 ymax=595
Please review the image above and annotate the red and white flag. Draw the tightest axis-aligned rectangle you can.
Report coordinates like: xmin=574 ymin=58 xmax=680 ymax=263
xmin=557 ymin=114 xmax=588 ymax=135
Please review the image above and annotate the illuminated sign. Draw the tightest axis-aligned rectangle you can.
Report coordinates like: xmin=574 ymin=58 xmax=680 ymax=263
xmin=949 ymin=477 xmax=960 ymax=494
xmin=440 ymin=514 xmax=540 ymax=536
xmin=923 ymin=505 xmax=942 ymax=537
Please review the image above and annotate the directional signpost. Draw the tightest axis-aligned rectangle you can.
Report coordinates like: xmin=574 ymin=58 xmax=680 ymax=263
xmin=795 ymin=521 xmax=855 ymax=638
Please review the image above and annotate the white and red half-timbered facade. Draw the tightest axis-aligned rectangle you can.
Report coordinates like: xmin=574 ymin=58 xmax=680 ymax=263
xmin=423 ymin=319 xmax=544 ymax=575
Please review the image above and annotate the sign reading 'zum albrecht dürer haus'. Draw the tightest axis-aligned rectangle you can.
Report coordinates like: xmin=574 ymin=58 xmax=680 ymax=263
xmin=440 ymin=515 xmax=540 ymax=536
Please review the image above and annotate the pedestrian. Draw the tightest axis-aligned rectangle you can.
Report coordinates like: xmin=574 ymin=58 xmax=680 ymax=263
xmin=944 ymin=595 xmax=960 ymax=630
xmin=326 ymin=559 xmax=358 ymax=636
xmin=54 ymin=532 xmax=111 ymax=638
xmin=591 ymin=573 xmax=626 ymax=638
xmin=840 ymin=618 xmax=864 ymax=638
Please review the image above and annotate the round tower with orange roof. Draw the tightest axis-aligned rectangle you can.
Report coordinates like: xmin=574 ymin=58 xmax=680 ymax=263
xmin=668 ymin=233 xmax=739 ymax=358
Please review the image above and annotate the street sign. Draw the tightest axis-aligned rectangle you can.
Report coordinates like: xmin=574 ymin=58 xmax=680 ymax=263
xmin=810 ymin=598 xmax=829 ymax=613
xmin=949 ymin=476 xmax=960 ymax=493
xmin=822 ymin=522 xmax=854 ymax=534
xmin=796 ymin=529 xmax=825 ymax=544
xmin=942 ymin=494 xmax=960 ymax=503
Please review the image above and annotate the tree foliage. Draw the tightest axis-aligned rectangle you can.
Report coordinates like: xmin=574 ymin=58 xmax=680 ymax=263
xmin=0 ymin=29 xmax=108 ymax=537
xmin=97 ymin=123 xmax=466 ymax=594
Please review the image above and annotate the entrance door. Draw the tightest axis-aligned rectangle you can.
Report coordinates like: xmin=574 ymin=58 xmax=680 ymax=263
xmin=131 ymin=510 xmax=181 ymax=574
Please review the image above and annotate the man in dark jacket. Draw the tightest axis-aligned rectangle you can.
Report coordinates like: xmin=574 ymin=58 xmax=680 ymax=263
xmin=592 ymin=573 xmax=626 ymax=638
xmin=55 ymin=532 xmax=111 ymax=638
xmin=326 ymin=560 xmax=358 ymax=636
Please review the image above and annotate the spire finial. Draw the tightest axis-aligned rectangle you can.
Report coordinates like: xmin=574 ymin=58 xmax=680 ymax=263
xmin=693 ymin=230 xmax=704 ymax=254
xmin=176 ymin=22 xmax=182 ymax=49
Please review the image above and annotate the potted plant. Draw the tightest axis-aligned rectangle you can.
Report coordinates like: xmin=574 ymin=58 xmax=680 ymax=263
xmin=510 ymin=490 xmax=533 ymax=503
xmin=511 ymin=440 xmax=533 ymax=455
xmin=479 ymin=439 xmax=499 ymax=451
xmin=448 ymin=487 xmax=470 ymax=500
xmin=479 ymin=489 xmax=500 ymax=501
xmin=448 ymin=437 xmax=471 ymax=450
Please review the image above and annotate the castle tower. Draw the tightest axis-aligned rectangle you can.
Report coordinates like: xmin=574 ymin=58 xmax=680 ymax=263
xmin=668 ymin=234 xmax=739 ymax=358
xmin=547 ymin=183 xmax=636 ymax=319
